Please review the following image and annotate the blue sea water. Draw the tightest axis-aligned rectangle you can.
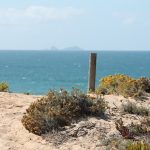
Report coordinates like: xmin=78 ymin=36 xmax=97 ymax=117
xmin=0 ymin=51 xmax=150 ymax=95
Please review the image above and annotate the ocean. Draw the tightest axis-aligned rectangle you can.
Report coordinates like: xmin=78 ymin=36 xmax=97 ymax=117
xmin=0 ymin=51 xmax=150 ymax=95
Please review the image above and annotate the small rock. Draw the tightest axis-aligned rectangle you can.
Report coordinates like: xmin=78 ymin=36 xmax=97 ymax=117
xmin=95 ymin=141 xmax=102 ymax=147
xmin=41 ymin=140 xmax=47 ymax=145
xmin=77 ymin=130 xmax=88 ymax=137
xmin=78 ymin=121 xmax=95 ymax=129
xmin=68 ymin=129 xmax=78 ymax=137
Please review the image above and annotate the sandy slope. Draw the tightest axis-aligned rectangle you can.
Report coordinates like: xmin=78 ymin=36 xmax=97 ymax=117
xmin=0 ymin=92 xmax=149 ymax=150
xmin=0 ymin=92 xmax=56 ymax=150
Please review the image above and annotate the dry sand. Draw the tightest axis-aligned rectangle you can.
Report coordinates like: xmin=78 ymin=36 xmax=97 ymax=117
xmin=0 ymin=92 xmax=149 ymax=150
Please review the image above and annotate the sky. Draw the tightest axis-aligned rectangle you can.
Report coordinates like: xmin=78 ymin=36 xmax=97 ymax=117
xmin=0 ymin=0 xmax=150 ymax=50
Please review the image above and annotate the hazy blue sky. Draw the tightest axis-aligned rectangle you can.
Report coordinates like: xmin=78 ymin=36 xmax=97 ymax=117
xmin=0 ymin=0 xmax=150 ymax=50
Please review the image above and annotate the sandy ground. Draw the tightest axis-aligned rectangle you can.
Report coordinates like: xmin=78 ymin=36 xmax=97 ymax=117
xmin=0 ymin=92 xmax=149 ymax=150
xmin=0 ymin=92 xmax=56 ymax=150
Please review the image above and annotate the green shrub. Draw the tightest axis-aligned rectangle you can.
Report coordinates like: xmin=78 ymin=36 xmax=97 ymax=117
xmin=122 ymin=102 xmax=149 ymax=116
xmin=127 ymin=141 xmax=150 ymax=150
xmin=129 ymin=117 xmax=150 ymax=136
xmin=129 ymin=123 xmax=149 ymax=136
xmin=96 ymin=74 xmax=150 ymax=98
xmin=22 ymin=89 xmax=107 ymax=135
xmin=137 ymin=77 xmax=150 ymax=93
xmin=106 ymin=140 xmax=150 ymax=150
xmin=24 ymin=92 xmax=30 ymax=95
xmin=104 ymin=138 xmax=133 ymax=150
xmin=0 ymin=82 xmax=9 ymax=92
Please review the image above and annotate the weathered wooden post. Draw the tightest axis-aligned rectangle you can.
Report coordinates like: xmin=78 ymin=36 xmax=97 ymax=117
xmin=88 ymin=53 xmax=97 ymax=92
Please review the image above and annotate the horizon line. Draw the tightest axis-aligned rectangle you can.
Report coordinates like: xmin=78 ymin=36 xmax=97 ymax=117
xmin=0 ymin=49 xmax=150 ymax=51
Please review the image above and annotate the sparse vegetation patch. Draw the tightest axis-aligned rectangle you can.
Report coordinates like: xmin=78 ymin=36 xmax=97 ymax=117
xmin=127 ymin=141 xmax=150 ymax=150
xmin=114 ymin=119 xmax=150 ymax=150
xmin=122 ymin=102 xmax=149 ymax=116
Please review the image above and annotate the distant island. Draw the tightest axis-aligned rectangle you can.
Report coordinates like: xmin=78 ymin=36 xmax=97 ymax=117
xmin=47 ymin=46 xmax=84 ymax=51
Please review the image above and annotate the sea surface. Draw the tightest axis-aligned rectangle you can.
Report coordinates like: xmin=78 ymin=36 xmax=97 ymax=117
xmin=0 ymin=51 xmax=150 ymax=94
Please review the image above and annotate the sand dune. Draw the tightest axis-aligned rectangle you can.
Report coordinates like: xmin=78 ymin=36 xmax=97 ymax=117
xmin=0 ymin=92 xmax=149 ymax=150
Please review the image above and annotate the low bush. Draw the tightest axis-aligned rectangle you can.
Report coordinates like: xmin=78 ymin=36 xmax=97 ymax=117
xmin=0 ymin=82 xmax=9 ymax=92
xmin=127 ymin=141 xmax=150 ymax=150
xmin=96 ymin=74 xmax=150 ymax=98
xmin=104 ymin=138 xmax=133 ymax=150
xmin=130 ymin=117 xmax=150 ymax=136
xmin=22 ymin=89 xmax=107 ymax=135
xmin=24 ymin=92 xmax=30 ymax=95
xmin=122 ymin=102 xmax=149 ymax=116
xmin=105 ymin=139 xmax=150 ymax=150
xmin=137 ymin=77 xmax=150 ymax=93
xmin=129 ymin=123 xmax=149 ymax=136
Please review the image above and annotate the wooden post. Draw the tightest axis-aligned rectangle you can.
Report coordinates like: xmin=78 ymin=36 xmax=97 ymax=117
xmin=88 ymin=53 xmax=97 ymax=92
